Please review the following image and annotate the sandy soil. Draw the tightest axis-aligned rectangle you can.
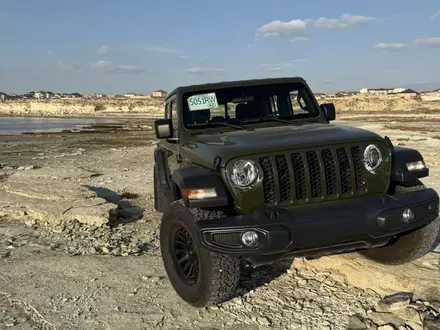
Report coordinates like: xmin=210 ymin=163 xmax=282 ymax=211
xmin=0 ymin=116 xmax=439 ymax=330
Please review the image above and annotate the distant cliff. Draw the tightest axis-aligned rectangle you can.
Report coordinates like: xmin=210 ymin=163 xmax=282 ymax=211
xmin=318 ymin=95 xmax=440 ymax=113
xmin=0 ymin=98 xmax=164 ymax=117
xmin=1 ymin=95 xmax=439 ymax=117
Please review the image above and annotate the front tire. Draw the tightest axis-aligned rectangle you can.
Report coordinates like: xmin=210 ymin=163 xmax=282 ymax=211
xmin=360 ymin=180 xmax=440 ymax=265
xmin=160 ymin=200 xmax=241 ymax=307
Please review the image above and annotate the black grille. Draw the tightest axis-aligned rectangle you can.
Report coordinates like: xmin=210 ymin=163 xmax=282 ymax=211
xmin=259 ymin=146 xmax=367 ymax=205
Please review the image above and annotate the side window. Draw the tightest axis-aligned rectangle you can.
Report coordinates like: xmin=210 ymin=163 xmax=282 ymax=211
xmin=270 ymin=95 xmax=278 ymax=114
xmin=170 ymin=100 xmax=178 ymax=135
xmin=289 ymin=90 xmax=309 ymax=114
xmin=164 ymin=102 xmax=170 ymax=118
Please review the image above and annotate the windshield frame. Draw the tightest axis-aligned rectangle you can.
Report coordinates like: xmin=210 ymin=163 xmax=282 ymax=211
xmin=181 ymin=82 xmax=321 ymax=131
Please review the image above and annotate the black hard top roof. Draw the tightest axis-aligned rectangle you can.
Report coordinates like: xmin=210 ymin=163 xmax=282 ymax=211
xmin=166 ymin=76 xmax=306 ymax=101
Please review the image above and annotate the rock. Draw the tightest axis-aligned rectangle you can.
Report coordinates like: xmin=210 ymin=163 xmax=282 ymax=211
xmin=313 ymin=306 xmax=324 ymax=315
xmin=348 ymin=316 xmax=367 ymax=329
xmin=394 ymin=307 xmax=421 ymax=324
xmin=367 ymin=311 xmax=406 ymax=327
xmin=377 ymin=326 xmax=395 ymax=330
xmin=257 ymin=316 xmax=271 ymax=326
xmin=0 ymin=172 xmax=118 ymax=227
xmin=24 ymin=219 xmax=36 ymax=227
xmin=378 ymin=292 xmax=413 ymax=311
xmin=298 ymin=269 xmax=315 ymax=278
xmin=423 ymin=317 xmax=440 ymax=330
xmin=101 ymin=246 xmax=110 ymax=254
xmin=64 ymin=203 xmax=117 ymax=227
xmin=406 ymin=321 xmax=423 ymax=330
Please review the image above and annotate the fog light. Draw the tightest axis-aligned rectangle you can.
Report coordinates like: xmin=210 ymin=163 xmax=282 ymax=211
xmin=241 ymin=231 xmax=259 ymax=248
xmin=402 ymin=208 xmax=414 ymax=223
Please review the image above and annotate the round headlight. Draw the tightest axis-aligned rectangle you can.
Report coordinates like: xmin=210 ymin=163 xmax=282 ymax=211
xmin=230 ymin=160 xmax=258 ymax=188
xmin=363 ymin=144 xmax=382 ymax=173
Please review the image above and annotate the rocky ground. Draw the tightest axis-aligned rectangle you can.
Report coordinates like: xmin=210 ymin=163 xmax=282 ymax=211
xmin=0 ymin=117 xmax=439 ymax=330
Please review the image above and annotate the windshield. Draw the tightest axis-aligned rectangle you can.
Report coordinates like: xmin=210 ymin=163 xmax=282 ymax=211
xmin=182 ymin=82 xmax=319 ymax=130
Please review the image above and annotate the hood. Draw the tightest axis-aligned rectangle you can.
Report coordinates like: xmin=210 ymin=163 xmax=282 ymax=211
xmin=182 ymin=123 xmax=384 ymax=168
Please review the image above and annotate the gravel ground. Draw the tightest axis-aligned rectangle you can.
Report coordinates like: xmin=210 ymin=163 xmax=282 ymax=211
xmin=0 ymin=118 xmax=439 ymax=330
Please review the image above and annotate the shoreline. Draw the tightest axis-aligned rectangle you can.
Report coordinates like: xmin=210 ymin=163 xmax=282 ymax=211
xmin=0 ymin=112 xmax=162 ymax=119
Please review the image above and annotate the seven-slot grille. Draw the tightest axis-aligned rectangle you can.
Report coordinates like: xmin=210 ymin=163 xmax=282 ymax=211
xmin=259 ymin=146 xmax=366 ymax=205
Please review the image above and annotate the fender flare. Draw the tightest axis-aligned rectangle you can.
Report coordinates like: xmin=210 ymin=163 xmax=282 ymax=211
xmin=390 ymin=146 xmax=429 ymax=182
xmin=154 ymin=147 xmax=171 ymax=186
xmin=172 ymin=165 xmax=229 ymax=208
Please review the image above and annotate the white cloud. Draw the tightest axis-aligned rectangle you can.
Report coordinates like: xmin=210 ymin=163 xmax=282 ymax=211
xmin=57 ymin=60 xmax=80 ymax=71
xmin=47 ymin=50 xmax=54 ymax=56
xmin=145 ymin=46 xmax=183 ymax=53
xmin=203 ymin=56 xmax=212 ymax=60
xmin=96 ymin=45 xmax=114 ymax=54
xmin=90 ymin=60 xmax=112 ymax=69
xmin=90 ymin=61 xmax=146 ymax=73
xmin=430 ymin=10 xmax=440 ymax=19
xmin=291 ymin=36 xmax=310 ymax=42
xmin=256 ymin=19 xmax=307 ymax=37
xmin=313 ymin=14 xmax=374 ymax=29
xmin=415 ymin=37 xmax=440 ymax=47
xmin=373 ymin=43 xmax=409 ymax=51
xmin=256 ymin=14 xmax=373 ymax=38
xmin=184 ymin=67 xmax=224 ymax=75
xmin=110 ymin=65 xmax=146 ymax=74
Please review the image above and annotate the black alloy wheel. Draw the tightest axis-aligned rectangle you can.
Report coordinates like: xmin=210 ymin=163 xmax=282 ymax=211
xmin=170 ymin=224 xmax=199 ymax=284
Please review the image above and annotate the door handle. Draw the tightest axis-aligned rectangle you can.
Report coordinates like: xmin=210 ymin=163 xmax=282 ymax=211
xmin=166 ymin=137 xmax=180 ymax=144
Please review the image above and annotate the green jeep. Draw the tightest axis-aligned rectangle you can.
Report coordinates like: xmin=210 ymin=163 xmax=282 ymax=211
xmin=153 ymin=77 xmax=439 ymax=307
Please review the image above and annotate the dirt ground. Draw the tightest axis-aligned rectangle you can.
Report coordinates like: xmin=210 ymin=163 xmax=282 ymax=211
xmin=0 ymin=116 xmax=439 ymax=330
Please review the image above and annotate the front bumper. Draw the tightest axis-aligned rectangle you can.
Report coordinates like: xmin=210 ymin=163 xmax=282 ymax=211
xmin=195 ymin=189 xmax=439 ymax=259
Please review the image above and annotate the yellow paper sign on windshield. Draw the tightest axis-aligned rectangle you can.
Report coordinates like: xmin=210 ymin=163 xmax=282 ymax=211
xmin=187 ymin=92 xmax=218 ymax=111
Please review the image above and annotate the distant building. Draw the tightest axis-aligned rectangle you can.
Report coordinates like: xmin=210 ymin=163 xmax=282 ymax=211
xmin=398 ymin=89 xmax=420 ymax=98
xmin=421 ymin=88 xmax=440 ymax=101
xmin=32 ymin=91 xmax=44 ymax=99
xmin=151 ymin=90 xmax=167 ymax=98
xmin=359 ymin=88 xmax=409 ymax=95
xmin=125 ymin=93 xmax=152 ymax=99
xmin=91 ymin=93 xmax=105 ymax=98
xmin=335 ymin=91 xmax=358 ymax=97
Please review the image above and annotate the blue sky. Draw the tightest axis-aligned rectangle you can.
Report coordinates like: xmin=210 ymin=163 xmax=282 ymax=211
xmin=1 ymin=0 xmax=439 ymax=94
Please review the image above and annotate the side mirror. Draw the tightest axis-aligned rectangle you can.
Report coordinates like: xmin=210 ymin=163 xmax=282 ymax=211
xmin=320 ymin=103 xmax=336 ymax=121
xmin=154 ymin=119 xmax=173 ymax=139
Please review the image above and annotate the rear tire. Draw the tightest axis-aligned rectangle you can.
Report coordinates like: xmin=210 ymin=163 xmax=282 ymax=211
xmin=360 ymin=180 xmax=440 ymax=265
xmin=160 ymin=200 xmax=241 ymax=307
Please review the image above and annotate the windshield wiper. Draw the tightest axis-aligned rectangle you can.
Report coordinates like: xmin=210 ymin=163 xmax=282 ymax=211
xmin=204 ymin=121 xmax=252 ymax=130
xmin=241 ymin=116 xmax=296 ymax=125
